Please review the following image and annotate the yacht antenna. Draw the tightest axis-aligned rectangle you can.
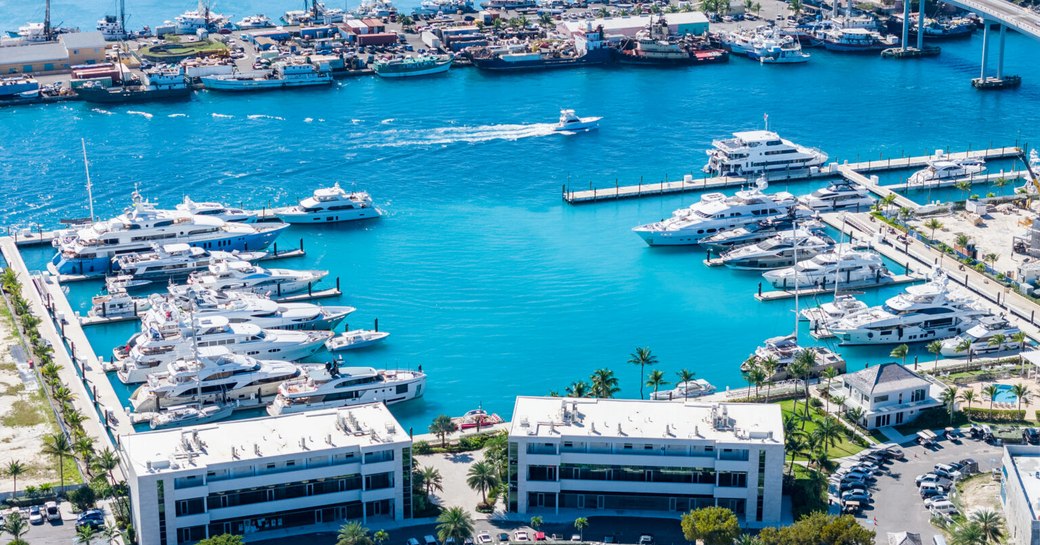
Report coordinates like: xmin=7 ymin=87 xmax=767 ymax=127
xmin=81 ymin=138 xmax=96 ymax=223
xmin=763 ymin=112 xmax=769 ymax=132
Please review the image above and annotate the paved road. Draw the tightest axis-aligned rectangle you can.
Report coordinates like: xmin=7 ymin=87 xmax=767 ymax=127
xmin=943 ymin=0 xmax=1040 ymax=40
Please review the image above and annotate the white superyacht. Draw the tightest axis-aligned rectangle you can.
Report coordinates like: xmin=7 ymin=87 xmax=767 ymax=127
xmin=275 ymin=183 xmax=381 ymax=223
xmin=153 ymin=289 xmax=353 ymax=330
xmin=939 ymin=316 xmax=1024 ymax=356
xmin=720 ymin=229 xmax=834 ymax=270
xmin=907 ymin=155 xmax=986 ymax=186
xmin=703 ymin=130 xmax=828 ymax=177
xmin=267 ymin=364 xmax=425 ymax=415
xmin=174 ymin=260 xmax=328 ymax=296
xmin=113 ymin=243 xmax=266 ymax=282
xmin=762 ymin=246 xmax=888 ymax=289
xmin=799 ymin=180 xmax=875 ymax=212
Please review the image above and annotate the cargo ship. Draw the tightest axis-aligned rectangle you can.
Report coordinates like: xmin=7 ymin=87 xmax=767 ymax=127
xmin=373 ymin=53 xmax=454 ymax=78
xmin=471 ymin=24 xmax=615 ymax=71
xmin=201 ymin=61 xmax=332 ymax=91
xmin=76 ymin=66 xmax=191 ymax=103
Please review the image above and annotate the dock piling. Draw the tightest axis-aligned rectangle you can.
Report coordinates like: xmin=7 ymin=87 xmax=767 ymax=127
xmin=375 ymin=318 xmax=379 ymax=332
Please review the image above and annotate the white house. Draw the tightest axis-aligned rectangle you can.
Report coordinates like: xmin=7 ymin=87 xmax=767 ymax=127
xmin=506 ymin=397 xmax=785 ymax=527
xmin=119 ymin=404 xmax=412 ymax=545
xmin=839 ymin=362 xmax=940 ymax=430
xmin=1001 ymin=445 xmax=1040 ymax=545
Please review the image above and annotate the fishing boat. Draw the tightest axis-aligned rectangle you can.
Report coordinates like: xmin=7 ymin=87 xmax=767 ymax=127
xmin=174 ymin=261 xmax=328 ymax=297
xmin=202 ymin=62 xmax=332 ymax=91
xmin=325 ymin=329 xmax=390 ymax=351
xmin=703 ymin=130 xmax=827 ymax=177
xmin=275 ymin=183 xmax=380 ymax=223
xmin=452 ymin=408 xmax=503 ymax=430
xmin=266 ymin=364 xmax=425 ymax=415
xmin=907 ymin=154 xmax=986 ymax=185
xmin=147 ymin=403 xmax=235 ymax=429
xmin=799 ymin=180 xmax=875 ymax=211
xmin=113 ymin=243 xmax=266 ymax=281
xmin=75 ymin=66 xmax=191 ymax=104
xmin=762 ymin=246 xmax=889 ymax=289
xmin=174 ymin=196 xmax=256 ymax=223
xmin=553 ymin=109 xmax=601 ymax=132
xmin=649 ymin=378 xmax=716 ymax=400
xmin=720 ymin=230 xmax=834 ymax=270
xmin=373 ymin=54 xmax=454 ymax=78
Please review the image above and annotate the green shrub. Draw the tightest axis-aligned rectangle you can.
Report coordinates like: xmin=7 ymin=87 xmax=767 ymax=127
xmin=413 ymin=440 xmax=432 ymax=455
xmin=964 ymin=407 xmax=1026 ymax=423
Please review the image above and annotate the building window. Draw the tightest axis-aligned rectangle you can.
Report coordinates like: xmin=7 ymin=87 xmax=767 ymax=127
xmin=528 ymin=466 xmax=557 ymax=481
xmin=175 ymin=498 xmax=206 ymax=517
xmin=176 ymin=525 xmax=206 ymax=545
xmin=717 ymin=471 xmax=748 ymax=488
xmin=157 ymin=480 xmax=167 ymax=545
xmin=718 ymin=448 xmax=749 ymax=461
xmin=912 ymin=388 xmax=926 ymax=402
xmin=873 ymin=395 xmax=889 ymax=403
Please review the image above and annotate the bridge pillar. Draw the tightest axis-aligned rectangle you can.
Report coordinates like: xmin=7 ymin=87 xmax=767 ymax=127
xmin=997 ymin=24 xmax=1006 ymax=79
xmin=916 ymin=0 xmax=924 ymax=49
xmin=979 ymin=20 xmax=989 ymax=80
xmin=901 ymin=0 xmax=910 ymax=51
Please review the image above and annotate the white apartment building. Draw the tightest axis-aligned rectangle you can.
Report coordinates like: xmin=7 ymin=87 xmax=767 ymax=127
xmin=838 ymin=362 xmax=940 ymax=430
xmin=506 ymin=397 xmax=785 ymax=527
xmin=1001 ymin=445 xmax=1040 ymax=545
xmin=119 ymin=404 xmax=413 ymax=545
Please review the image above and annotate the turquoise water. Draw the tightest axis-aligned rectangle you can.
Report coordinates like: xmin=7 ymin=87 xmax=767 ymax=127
xmin=993 ymin=383 xmax=1018 ymax=403
xmin=2 ymin=30 xmax=1040 ymax=431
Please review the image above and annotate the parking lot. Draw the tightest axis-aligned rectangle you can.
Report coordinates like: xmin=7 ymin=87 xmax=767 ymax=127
xmin=831 ymin=433 xmax=1003 ymax=545
xmin=0 ymin=501 xmax=83 ymax=545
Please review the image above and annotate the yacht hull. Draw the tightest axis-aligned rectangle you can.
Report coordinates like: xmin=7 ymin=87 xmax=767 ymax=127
xmin=275 ymin=207 xmax=381 ymax=223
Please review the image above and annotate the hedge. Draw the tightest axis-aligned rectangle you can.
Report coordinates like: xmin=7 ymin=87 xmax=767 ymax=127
xmin=965 ymin=407 xmax=1026 ymax=422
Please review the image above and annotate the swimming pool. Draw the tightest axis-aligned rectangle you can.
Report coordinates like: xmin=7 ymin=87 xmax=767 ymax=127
xmin=993 ymin=384 xmax=1019 ymax=404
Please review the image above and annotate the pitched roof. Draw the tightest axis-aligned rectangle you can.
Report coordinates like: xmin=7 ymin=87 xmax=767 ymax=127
xmin=844 ymin=362 xmax=927 ymax=395
xmin=888 ymin=532 xmax=923 ymax=545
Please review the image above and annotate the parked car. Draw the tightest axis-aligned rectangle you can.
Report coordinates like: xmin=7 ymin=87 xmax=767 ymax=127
xmin=497 ymin=534 xmax=509 ymax=543
xmin=928 ymin=500 xmax=958 ymax=515
xmin=515 ymin=531 xmax=531 ymax=542
xmin=425 ymin=536 xmax=439 ymax=545
xmin=841 ymin=490 xmax=871 ymax=503
xmin=916 ymin=473 xmax=939 ymax=486
xmin=934 ymin=464 xmax=962 ymax=480
xmin=476 ymin=533 xmax=492 ymax=544
xmin=838 ymin=481 xmax=869 ymax=493
xmin=639 ymin=535 xmax=654 ymax=545
xmin=44 ymin=501 xmax=60 ymax=522
xmin=28 ymin=506 xmax=43 ymax=525
xmin=1024 ymin=428 xmax=1040 ymax=445
xmin=924 ymin=495 xmax=950 ymax=508
xmin=570 ymin=536 xmax=581 ymax=542
xmin=958 ymin=458 xmax=980 ymax=475
xmin=920 ymin=483 xmax=946 ymax=498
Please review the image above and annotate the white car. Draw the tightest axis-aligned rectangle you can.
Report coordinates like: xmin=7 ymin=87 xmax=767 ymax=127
xmin=916 ymin=473 xmax=939 ymax=486
xmin=923 ymin=495 xmax=950 ymax=508
xmin=514 ymin=531 xmax=530 ymax=542
xmin=477 ymin=534 xmax=493 ymax=545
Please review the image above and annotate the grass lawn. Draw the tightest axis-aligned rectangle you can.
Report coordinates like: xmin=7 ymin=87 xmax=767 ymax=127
xmin=140 ymin=39 xmax=228 ymax=61
xmin=780 ymin=399 xmax=866 ymax=460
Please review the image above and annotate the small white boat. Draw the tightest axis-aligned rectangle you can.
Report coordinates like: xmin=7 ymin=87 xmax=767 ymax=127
xmin=650 ymin=378 xmax=716 ymax=400
xmin=553 ymin=109 xmax=601 ymax=132
xmin=325 ymin=329 xmax=390 ymax=351
xmin=148 ymin=403 xmax=235 ymax=429
xmin=907 ymin=154 xmax=987 ymax=186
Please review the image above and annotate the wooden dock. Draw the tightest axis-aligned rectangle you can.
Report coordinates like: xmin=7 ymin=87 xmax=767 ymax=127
xmin=754 ymin=274 xmax=918 ymax=301
xmin=80 ymin=313 xmax=143 ymax=327
xmin=562 ymin=145 xmax=1023 ymax=205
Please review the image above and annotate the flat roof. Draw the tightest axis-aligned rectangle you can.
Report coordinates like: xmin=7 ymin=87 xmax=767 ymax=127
xmin=1008 ymin=447 xmax=1040 ymax=519
xmin=0 ymin=41 xmax=68 ymax=65
xmin=121 ymin=404 xmax=408 ymax=476
xmin=510 ymin=397 xmax=783 ymax=444
xmin=563 ymin=12 xmax=708 ymax=33
xmin=60 ymin=31 xmax=107 ymax=49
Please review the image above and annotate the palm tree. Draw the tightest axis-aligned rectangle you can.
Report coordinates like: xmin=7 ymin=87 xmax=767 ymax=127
xmin=92 ymin=448 xmax=119 ymax=483
xmin=4 ymin=511 xmax=28 ymax=544
xmin=419 ymin=466 xmax=443 ymax=496
xmin=574 ymin=518 xmax=588 ymax=541
xmin=955 ymin=233 xmax=971 ymax=250
xmin=792 ymin=349 xmax=816 ymax=425
xmin=530 ymin=516 xmax=543 ymax=530
xmin=566 ymin=380 xmax=590 ymax=398
xmin=957 ymin=338 xmax=974 ymax=361
xmin=76 ymin=524 xmax=97 ymax=545
xmin=924 ymin=218 xmax=944 ymax=240
xmin=785 ymin=435 xmax=807 ymax=475
xmin=1012 ymin=383 xmax=1032 ymax=411
xmin=926 ymin=340 xmax=944 ymax=371
xmin=951 ymin=522 xmax=985 ymax=545
xmin=890 ymin=344 xmax=909 ymax=366
xmin=845 ymin=406 xmax=865 ymax=426
xmin=374 ymin=530 xmax=390 ymax=545
xmin=789 ymin=0 xmax=803 ymax=16
xmin=42 ymin=432 xmax=73 ymax=494
xmin=538 ymin=13 xmax=553 ymax=28
xmin=940 ymin=386 xmax=959 ymax=424
xmin=74 ymin=436 xmax=96 ymax=472
xmin=970 ymin=510 xmax=1004 ymax=544
xmin=988 ymin=333 xmax=1007 ymax=352
xmin=983 ymin=253 xmax=999 ymax=270
xmin=759 ymin=356 xmax=779 ymax=401
xmin=820 ymin=366 xmax=839 ymax=413
xmin=428 ymin=415 xmax=457 ymax=449
xmin=814 ymin=416 xmax=843 ymax=448
xmin=959 ymin=389 xmax=977 ymax=413
xmin=6 ymin=461 xmax=25 ymax=499
xmin=627 ymin=347 xmax=658 ymax=399
xmin=955 ymin=180 xmax=972 ymax=201
xmin=466 ymin=461 xmax=500 ymax=504
xmin=982 ymin=384 xmax=999 ymax=410
xmin=337 ymin=521 xmax=373 ymax=545
xmin=437 ymin=507 xmax=475 ymax=544
xmin=675 ymin=369 xmax=696 ymax=400
xmin=645 ymin=369 xmax=668 ymax=396
xmin=589 ymin=368 xmax=619 ymax=399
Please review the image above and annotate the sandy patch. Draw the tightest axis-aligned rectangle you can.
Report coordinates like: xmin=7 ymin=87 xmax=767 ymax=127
xmin=956 ymin=473 xmax=1003 ymax=515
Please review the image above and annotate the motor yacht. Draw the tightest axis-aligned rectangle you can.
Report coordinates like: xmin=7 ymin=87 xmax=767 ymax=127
xmin=649 ymin=378 xmax=716 ymax=400
xmin=147 ymin=403 xmax=235 ymax=429
xmin=89 ymin=286 xmax=152 ymax=319
xmin=235 ymin=14 xmax=274 ymax=28
xmin=828 ymin=274 xmax=989 ymax=345
xmin=701 ymin=216 xmax=822 ymax=252
xmin=175 ymin=196 xmax=256 ymax=223
xmin=129 ymin=352 xmax=300 ymax=412
xmin=113 ymin=243 xmax=266 ymax=281
xmin=907 ymin=155 xmax=986 ymax=186
xmin=152 ymin=289 xmax=353 ymax=330
xmin=939 ymin=316 xmax=1024 ymax=357
xmin=720 ymin=230 xmax=834 ymax=270
xmin=800 ymin=294 xmax=868 ymax=330
xmin=742 ymin=334 xmax=845 ymax=380
xmin=114 ymin=316 xmax=330 ymax=384
xmin=266 ymin=363 xmax=425 ymax=415
xmin=553 ymin=109 xmax=601 ymax=132
xmin=762 ymin=246 xmax=888 ymax=289
xmin=325 ymin=329 xmax=390 ymax=351
xmin=274 ymin=183 xmax=381 ymax=224
xmin=703 ymin=131 xmax=827 ymax=177
xmin=799 ymin=180 xmax=875 ymax=212
xmin=633 ymin=180 xmax=803 ymax=246
xmin=175 ymin=261 xmax=328 ymax=297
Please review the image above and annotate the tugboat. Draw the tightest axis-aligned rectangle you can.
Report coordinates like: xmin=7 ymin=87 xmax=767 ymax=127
xmin=76 ymin=65 xmax=191 ymax=103
xmin=373 ymin=53 xmax=454 ymax=78
xmin=470 ymin=23 xmax=615 ymax=71
xmin=618 ymin=16 xmax=728 ymax=66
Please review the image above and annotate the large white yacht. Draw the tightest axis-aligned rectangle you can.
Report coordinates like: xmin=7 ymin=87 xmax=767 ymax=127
xmin=175 ymin=196 xmax=256 ymax=223
xmin=800 ymin=294 xmax=868 ymax=330
xmin=720 ymin=230 xmax=834 ymax=270
xmin=113 ymin=244 xmax=266 ymax=281
xmin=49 ymin=190 xmax=286 ymax=277
xmin=129 ymin=352 xmax=300 ymax=412
xmin=649 ymin=379 xmax=716 ymax=400
xmin=701 ymin=217 xmax=821 ymax=252
xmin=828 ymin=275 xmax=989 ymax=345
xmin=114 ymin=315 xmax=330 ymax=384
xmin=907 ymin=156 xmax=986 ymax=186
xmin=799 ymin=180 xmax=875 ymax=212
xmin=939 ymin=316 xmax=1024 ymax=357
xmin=174 ymin=261 xmax=328 ymax=296
xmin=762 ymin=246 xmax=888 ymax=289
xmin=743 ymin=335 xmax=845 ymax=380
xmin=703 ymin=131 xmax=828 ymax=177
xmin=632 ymin=181 xmax=802 ymax=246
xmin=267 ymin=364 xmax=425 ymax=415
xmin=275 ymin=183 xmax=381 ymax=223
xmin=152 ymin=289 xmax=353 ymax=330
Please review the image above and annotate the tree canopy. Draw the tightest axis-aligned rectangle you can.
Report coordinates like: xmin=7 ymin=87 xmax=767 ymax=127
xmin=196 ymin=535 xmax=245 ymax=545
xmin=757 ymin=513 xmax=874 ymax=545
xmin=680 ymin=507 xmax=740 ymax=545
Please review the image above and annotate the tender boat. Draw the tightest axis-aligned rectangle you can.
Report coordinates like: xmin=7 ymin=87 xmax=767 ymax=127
xmin=129 ymin=352 xmax=301 ymax=412
xmin=762 ymin=246 xmax=889 ymax=289
xmin=701 ymin=216 xmax=822 ymax=252
xmin=147 ymin=403 xmax=235 ymax=429
xmin=650 ymin=378 xmax=716 ymax=400
xmin=113 ymin=243 xmax=266 ymax=281
xmin=266 ymin=364 xmax=425 ymax=415
xmin=633 ymin=179 xmax=802 ymax=246
xmin=703 ymin=130 xmax=828 ymax=177
xmin=720 ymin=230 xmax=834 ymax=270
xmin=939 ymin=316 xmax=1024 ymax=356
xmin=553 ymin=109 xmax=601 ymax=132
xmin=275 ymin=183 xmax=381 ymax=224
xmin=174 ymin=261 xmax=328 ymax=297
xmin=325 ymin=329 xmax=390 ymax=351
xmin=152 ymin=289 xmax=354 ymax=330
xmin=828 ymin=274 xmax=989 ymax=345
xmin=907 ymin=155 xmax=986 ymax=185
xmin=452 ymin=408 xmax=504 ymax=429
xmin=743 ymin=334 xmax=845 ymax=379
xmin=175 ymin=196 xmax=256 ymax=223
xmin=799 ymin=180 xmax=875 ymax=212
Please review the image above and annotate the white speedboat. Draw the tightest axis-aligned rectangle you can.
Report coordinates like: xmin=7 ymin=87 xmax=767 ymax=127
xmin=129 ymin=352 xmax=300 ymax=412
xmin=148 ymin=403 xmax=235 ymax=429
xmin=325 ymin=329 xmax=390 ymax=351
xmin=701 ymin=216 xmax=821 ymax=252
xmin=907 ymin=155 xmax=986 ymax=186
xmin=743 ymin=334 xmax=845 ymax=379
xmin=266 ymin=364 xmax=425 ymax=415
xmin=650 ymin=379 xmax=716 ymax=400
xmin=762 ymin=246 xmax=888 ymax=289
xmin=235 ymin=14 xmax=273 ymax=28
xmin=114 ymin=316 xmax=331 ymax=384
xmin=153 ymin=289 xmax=353 ymax=330
xmin=800 ymin=294 xmax=868 ymax=330
xmin=799 ymin=180 xmax=875 ymax=212
xmin=720 ymin=229 xmax=834 ymax=270
xmin=633 ymin=180 xmax=803 ymax=246
xmin=113 ymin=243 xmax=266 ymax=281
xmin=175 ymin=261 xmax=328 ymax=297
xmin=89 ymin=287 xmax=152 ymax=319
xmin=939 ymin=316 xmax=1024 ymax=357
xmin=553 ymin=109 xmax=601 ymax=132
xmin=275 ymin=183 xmax=381 ymax=224
xmin=829 ymin=275 xmax=989 ymax=345
xmin=703 ymin=131 xmax=828 ymax=177
xmin=175 ymin=196 xmax=256 ymax=223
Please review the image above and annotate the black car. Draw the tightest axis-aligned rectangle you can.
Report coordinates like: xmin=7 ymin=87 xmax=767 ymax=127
xmin=1023 ymin=428 xmax=1040 ymax=445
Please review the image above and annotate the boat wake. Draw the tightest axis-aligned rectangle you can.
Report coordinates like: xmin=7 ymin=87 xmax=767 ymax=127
xmin=127 ymin=110 xmax=153 ymax=119
xmin=90 ymin=108 xmax=114 ymax=115
xmin=365 ymin=123 xmax=559 ymax=148
xmin=247 ymin=114 xmax=285 ymax=121
xmin=211 ymin=113 xmax=234 ymax=119
xmin=168 ymin=113 xmax=188 ymax=118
